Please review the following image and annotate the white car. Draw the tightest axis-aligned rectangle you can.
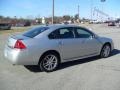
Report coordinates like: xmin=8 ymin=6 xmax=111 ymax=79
xmin=4 ymin=24 xmax=114 ymax=72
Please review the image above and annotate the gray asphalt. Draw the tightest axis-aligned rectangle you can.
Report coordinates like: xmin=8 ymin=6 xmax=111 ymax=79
xmin=0 ymin=24 xmax=120 ymax=90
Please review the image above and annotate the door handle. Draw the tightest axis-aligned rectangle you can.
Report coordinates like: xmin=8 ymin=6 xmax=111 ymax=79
xmin=82 ymin=40 xmax=85 ymax=43
xmin=58 ymin=41 xmax=62 ymax=45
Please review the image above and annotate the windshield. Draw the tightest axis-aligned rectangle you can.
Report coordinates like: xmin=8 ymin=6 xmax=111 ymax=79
xmin=23 ymin=27 xmax=49 ymax=38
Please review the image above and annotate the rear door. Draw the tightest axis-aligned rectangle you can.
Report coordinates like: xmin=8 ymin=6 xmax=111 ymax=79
xmin=48 ymin=27 xmax=78 ymax=60
xmin=58 ymin=27 xmax=77 ymax=60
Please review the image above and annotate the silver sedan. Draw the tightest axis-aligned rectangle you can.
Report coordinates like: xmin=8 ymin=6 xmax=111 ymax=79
xmin=4 ymin=24 xmax=114 ymax=72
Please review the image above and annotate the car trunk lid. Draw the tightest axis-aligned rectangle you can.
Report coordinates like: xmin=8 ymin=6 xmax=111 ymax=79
xmin=7 ymin=35 xmax=30 ymax=49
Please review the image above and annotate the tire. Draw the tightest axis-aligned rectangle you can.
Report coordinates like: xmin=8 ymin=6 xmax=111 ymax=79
xmin=39 ymin=52 xmax=59 ymax=72
xmin=100 ymin=44 xmax=111 ymax=58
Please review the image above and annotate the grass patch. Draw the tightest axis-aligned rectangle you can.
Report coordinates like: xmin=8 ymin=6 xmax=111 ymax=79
xmin=0 ymin=26 xmax=34 ymax=35
xmin=0 ymin=27 xmax=30 ymax=35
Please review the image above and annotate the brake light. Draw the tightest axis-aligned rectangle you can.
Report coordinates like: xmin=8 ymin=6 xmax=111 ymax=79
xmin=14 ymin=40 xmax=26 ymax=49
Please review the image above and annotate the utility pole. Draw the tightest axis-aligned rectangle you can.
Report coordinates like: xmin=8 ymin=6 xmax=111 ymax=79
xmin=90 ymin=0 xmax=93 ymax=21
xmin=52 ymin=0 xmax=54 ymax=24
xmin=101 ymin=0 xmax=106 ymax=22
xmin=78 ymin=5 xmax=80 ymax=20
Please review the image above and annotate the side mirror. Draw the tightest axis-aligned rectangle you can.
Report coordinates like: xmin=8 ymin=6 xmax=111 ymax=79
xmin=89 ymin=34 xmax=97 ymax=39
xmin=89 ymin=35 xmax=94 ymax=39
xmin=92 ymin=34 xmax=98 ymax=39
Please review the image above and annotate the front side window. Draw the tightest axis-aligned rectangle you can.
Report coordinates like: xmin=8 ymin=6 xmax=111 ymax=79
xmin=48 ymin=27 xmax=74 ymax=39
xmin=75 ymin=28 xmax=93 ymax=38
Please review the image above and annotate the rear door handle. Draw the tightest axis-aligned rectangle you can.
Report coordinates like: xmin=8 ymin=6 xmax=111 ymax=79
xmin=82 ymin=40 xmax=85 ymax=43
xmin=58 ymin=41 xmax=63 ymax=45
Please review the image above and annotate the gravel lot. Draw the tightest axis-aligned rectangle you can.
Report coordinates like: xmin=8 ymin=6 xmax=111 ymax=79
xmin=0 ymin=24 xmax=120 ymax=90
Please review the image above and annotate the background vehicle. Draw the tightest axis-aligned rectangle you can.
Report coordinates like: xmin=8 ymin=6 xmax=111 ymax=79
xmin=4 ymin=24 xmax=114 ymax=72
xmin=108 ymin=21 xmax=116 ymax=26
xmin=0 ymin=23 xmax=11 ymax=30
xmin=24 ymin=21 xmax=31 ymax=26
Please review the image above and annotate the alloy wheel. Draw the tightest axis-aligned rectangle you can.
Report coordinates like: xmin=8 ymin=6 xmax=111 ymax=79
xmin=101 ymin=44 xmax=111 ymax=58
xmin=41 ymin=54 xmax=58 ymax=72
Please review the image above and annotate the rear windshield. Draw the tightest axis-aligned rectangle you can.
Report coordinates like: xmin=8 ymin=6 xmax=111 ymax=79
xmin=23 ymin=27 xmax=49 ymax=38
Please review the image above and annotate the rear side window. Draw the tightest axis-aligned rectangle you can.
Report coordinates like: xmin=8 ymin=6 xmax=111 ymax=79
xmin=59 ymin=28 xmax=74 ymax=39
xmin=23 ymin=27 xmax=49 ymax=38
xmin=48 ymin=27 xmax=74 ymax=39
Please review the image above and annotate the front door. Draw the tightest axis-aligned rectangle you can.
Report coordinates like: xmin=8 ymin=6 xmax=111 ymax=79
xmin=73 ymin=27 xmax=101 ymax=57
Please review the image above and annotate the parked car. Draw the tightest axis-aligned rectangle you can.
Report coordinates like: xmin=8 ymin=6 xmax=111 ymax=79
xmin=116 ymin=21 xmax=120 ymax=27
xmin=0 ymin=23 xmax=11 ymax=30
xmin=4 ymin=24 xmax=114 ymax=72
xmin=24 ymin=21 xmax=31 ymax=26
xmin=108 ymin=22 xmax=116 ymax=26
xmin=90 ymin=20 xmax=102 ymax=24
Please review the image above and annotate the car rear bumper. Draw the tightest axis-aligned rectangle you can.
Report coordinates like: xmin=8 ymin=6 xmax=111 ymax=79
xmin=4 ymin=46 xmax=37 ymax=65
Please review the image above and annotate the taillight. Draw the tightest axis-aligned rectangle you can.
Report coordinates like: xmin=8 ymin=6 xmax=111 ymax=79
xmin=14 ymin=40 xmax=26 ymax=49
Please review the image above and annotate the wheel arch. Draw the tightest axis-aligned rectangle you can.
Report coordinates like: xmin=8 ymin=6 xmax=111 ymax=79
xmin=102 ymin=42 xmax=111 ymax=49
xmin=100 ymin=42 xmax=112 ymax=55
xmin=38 ymin=50 xmax=61 ymax=65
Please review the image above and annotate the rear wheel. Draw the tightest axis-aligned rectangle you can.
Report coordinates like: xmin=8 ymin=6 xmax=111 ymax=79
xmin=39 ymin=53 xmax=59 ymax=72
xmin=100 ymin=44 xmax=111 ymax=58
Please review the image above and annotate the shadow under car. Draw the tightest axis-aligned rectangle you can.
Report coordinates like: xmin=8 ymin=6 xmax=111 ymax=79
xmin=24 ymin=49 xmax=120 ymax=73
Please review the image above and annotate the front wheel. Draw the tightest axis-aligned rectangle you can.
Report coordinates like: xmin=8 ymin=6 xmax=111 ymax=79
xmin=39 ymin=53 xmax=59 ymax=72
xmin=100 ymin=44 xmax=111 ymax=58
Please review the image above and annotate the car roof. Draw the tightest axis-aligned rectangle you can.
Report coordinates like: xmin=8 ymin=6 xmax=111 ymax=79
xmin=32 ymin=24 xmax=92 ymax=34
xmin=30 ymin=24 xmax=94 ymax=38
xmin=48 ymin=24 xmax=78 ymax=28
xmin=37 ymin=24 xmax=87 ymax=30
